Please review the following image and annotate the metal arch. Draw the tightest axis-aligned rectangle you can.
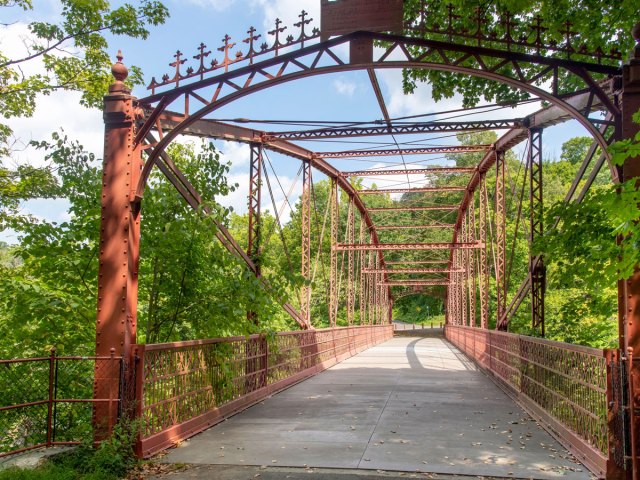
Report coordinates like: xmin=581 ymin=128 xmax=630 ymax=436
xmin=132 ymin=31 xmax=619 ymax=329
xmin=133 ymin=31 xmax=616 ymax=203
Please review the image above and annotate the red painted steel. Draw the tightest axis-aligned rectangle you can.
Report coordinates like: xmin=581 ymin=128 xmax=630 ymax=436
xmin=368 ymin=206 xmax=459 ymax=212
xmin=375 ymin=224 xmax=455 ymax=230
xmin=380 ymin=280 xmax=451 ymax=286
xmin=334 ymin=242 xmax=483 ymax=251
xmin=617 ymin=27 xmax=640 ymax=478
xmin=268 ymin=120 xmax=518 ymax=140
xmin=95 ymin=55 xmax=142 ymax=439
xmin=363 ymin=268 xmax=462 ymax=274
xmin=359 ymin=187 xmax=466 ymax=194
xmin=318 ymin=145 xmax=490 ymax=158
xmin=445 ymin=325 xmax=608 ymax=477
xmin=340 ymin=167 xmax=475 ymax=177
xmin=135 ymin=325 xmax=393 ymax=457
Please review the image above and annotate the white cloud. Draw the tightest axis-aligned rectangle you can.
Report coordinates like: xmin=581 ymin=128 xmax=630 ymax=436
xmin=218 ymin=141 xmax=251 ymax=170
xmin=251 ymin=0 xmax=319 ymax=31
xmin=332 ymin=78 xmax=357 ymax=97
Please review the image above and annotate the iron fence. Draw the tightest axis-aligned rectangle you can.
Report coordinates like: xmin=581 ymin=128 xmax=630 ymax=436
xmin=0 ymin=350 xmax=123 ymax=457
xmin=445 ymin=325 xmax=609 ymax=477
xmin=135 ymin=324 xmax=393 ymax=457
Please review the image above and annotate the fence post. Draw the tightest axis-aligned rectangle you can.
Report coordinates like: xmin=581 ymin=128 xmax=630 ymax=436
xmin=605 ymin=349 xmax=626 ymax=479
xmin=133 ymin=345 xmax=145 ymax=458
xmin=46 ymin=348 xmax=56 ymax=448
xmin=263 ymin=335 xmax=269 ymax=388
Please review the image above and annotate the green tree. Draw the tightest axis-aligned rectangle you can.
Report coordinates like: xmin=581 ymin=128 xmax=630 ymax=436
xmin=0 ymin=135 xmax=297 ymax=357
xmin=0 ymin=0 xmax=169 ymax=228
xmin=560 ymin=137 xmax=594 ymax=165
xmin=402 ymin=0 xmax=638 ymax=106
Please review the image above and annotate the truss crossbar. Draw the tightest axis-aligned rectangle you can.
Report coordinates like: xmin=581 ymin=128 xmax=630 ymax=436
xmin=341 ymin=167 xmax=475 ymax=177
xmin=268 ymin=120 xmax=519 ymax=140
xmin=363 ymin=268 xmax=463 ymax=274
xmin=320 ymin=146 xmax=490 ymax=158
xmin=380 ymin=280 xmax=452 ymax=286
xmin=334 ymin=242 xmax=483 ymax=251
xmin=385 ymin=260 xmax=450 ymax=265
xmin=359 ymin=187 xmax=466 ymax=194
xmin=369 ymin=206 xmax=459 ymax=212
xmin=375 ymin=224 xmax=455 ymax=230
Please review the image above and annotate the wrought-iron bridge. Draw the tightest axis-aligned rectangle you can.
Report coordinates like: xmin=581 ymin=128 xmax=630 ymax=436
xmin=2 ymin=1 xmax=640 ymax=478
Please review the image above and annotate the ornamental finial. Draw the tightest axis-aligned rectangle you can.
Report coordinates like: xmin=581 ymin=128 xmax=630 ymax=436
xmin=111 ymin=50 xmax=128 ymax=82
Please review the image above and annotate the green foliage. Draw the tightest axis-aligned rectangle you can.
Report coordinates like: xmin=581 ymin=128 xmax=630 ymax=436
xmin=0 ymin=419 xmax=139 ymax=480
xmin=402 ymin=0 xmax=637 ymax=106
xmin=0 ymin=0 xmax=169 ymax=227
xmin=0 ymin=134 xmax=299 ymax=357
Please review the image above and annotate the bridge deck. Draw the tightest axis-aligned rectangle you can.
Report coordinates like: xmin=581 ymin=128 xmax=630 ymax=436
xmin=160 ymin=336 xmax=590 ymax=479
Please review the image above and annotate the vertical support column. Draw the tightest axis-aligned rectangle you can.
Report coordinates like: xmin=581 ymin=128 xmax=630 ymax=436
xmin=616 ymin=26 xmax=640 ymax=478
xmin=346 ymin=198 xmax=355 ymax=325
xmin=376 ymin=253 xmax=382 ymax=324
xmin=495 ymin=150 xmax=507 ymax=330
xmin=453 ymin=251 xmax=460 ymax=325
xmin=359 ymin=218 xmax=365 ymax=325
xmin=247 ymin=143 xmax=262 ymax=276
xmin=246 ymin=143 xmax=263 ymax=325
xmin=529 ymin=128 xmax=546 ymax=336
xmin=329 ymin=179 xmax=339 ymax=327
xmin=460 ymin=217 xmax=468 ymax=326
xmin=368 ymin=241 xmax=375 ymax=325
xmin=95 ymin=53 xmax=142 ymax=438
xmin=479 ymin=176 xmax=489 ymax=329
xmin=468 ymin=202 xmax=477 ymax=327
xmin=300 ymin=160 xmax=311 ymax=326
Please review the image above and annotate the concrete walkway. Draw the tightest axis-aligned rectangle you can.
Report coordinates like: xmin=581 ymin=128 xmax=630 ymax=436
xmin=158 ymin=337 xmax=591 ymax=479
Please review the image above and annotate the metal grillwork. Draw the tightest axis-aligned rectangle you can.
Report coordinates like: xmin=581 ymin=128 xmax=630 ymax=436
xmin=136 ymin=325 xmax=393 ymax=457
xmin=445 ymin=326 xmax=608 ymax=476
xmin=0 ymin=352 xmax=123 ymax=457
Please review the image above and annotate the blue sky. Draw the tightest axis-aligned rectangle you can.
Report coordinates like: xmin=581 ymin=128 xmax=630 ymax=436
xmin=3 ymin=0 xmax=600 ymax=243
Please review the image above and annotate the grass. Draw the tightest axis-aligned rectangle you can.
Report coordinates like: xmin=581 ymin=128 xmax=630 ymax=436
xmin=0 ymin=421 xmax=138 ymax=480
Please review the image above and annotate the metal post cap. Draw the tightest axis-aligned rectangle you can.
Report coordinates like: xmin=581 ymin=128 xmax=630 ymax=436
xmin=111 ymin=50 xmax=128 ymax=82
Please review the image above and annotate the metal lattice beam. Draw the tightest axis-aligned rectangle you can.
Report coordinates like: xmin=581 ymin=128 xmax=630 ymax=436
xmin=358 ymin=187 xmax=466 ymax=194
xmin=529 ymin=129 xmax=546 ymax=335
xmin=363 ymin=268 xmax=463 ymax=274
xmin=334 ymin=242 xmax=483 ymax=251
xmin=320 ymin=145 xmax=490 ymax=158
xmin=300 ymin=160 xmax=311 ymax=326
xmin=495 ymin=151 xmax=507 ymax=329
xmin=375 ymin=224 xmax=455 ymax=230
xmin=340 ymin=167 xmax=476 ymax=177
xmin=267 ymin=120 xmax=520 ymax=140
xmin=368 ymin=206 xmax=459 ymax=212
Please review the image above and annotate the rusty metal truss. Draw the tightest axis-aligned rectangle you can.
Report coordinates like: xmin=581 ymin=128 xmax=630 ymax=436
xmin=368 ymin=206 xmax=459 ymax=212
xmin=363 ymin=268 xmax=463 ymax=274
xmin=375 ymin=224 xmax=455 ymax=230
xmin=380 ymin=280 xmax=452 ymax=286
xmin=358 ymin=186 xmax=466 ymax=194
xmin=334 ymin=242 xmax=483 ymax=251
xmin=318 ymin=145 xmax=491 ymax=158
xmin=340 ymin=167 xmax=476 ymax=177
xmin=267 ymin=120 xmax=520 ymax=140
xmin=93 ymin=11 xmax=640 ymax=471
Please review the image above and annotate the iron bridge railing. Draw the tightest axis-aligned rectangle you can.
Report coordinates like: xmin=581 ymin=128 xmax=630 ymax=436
xmin=445 ymin=325 xmax=613 ymax=477
xmin=0 ymin=350 xmax=123 ymax=457
xmin=134 ymin=324 xmax=393 ymax=457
